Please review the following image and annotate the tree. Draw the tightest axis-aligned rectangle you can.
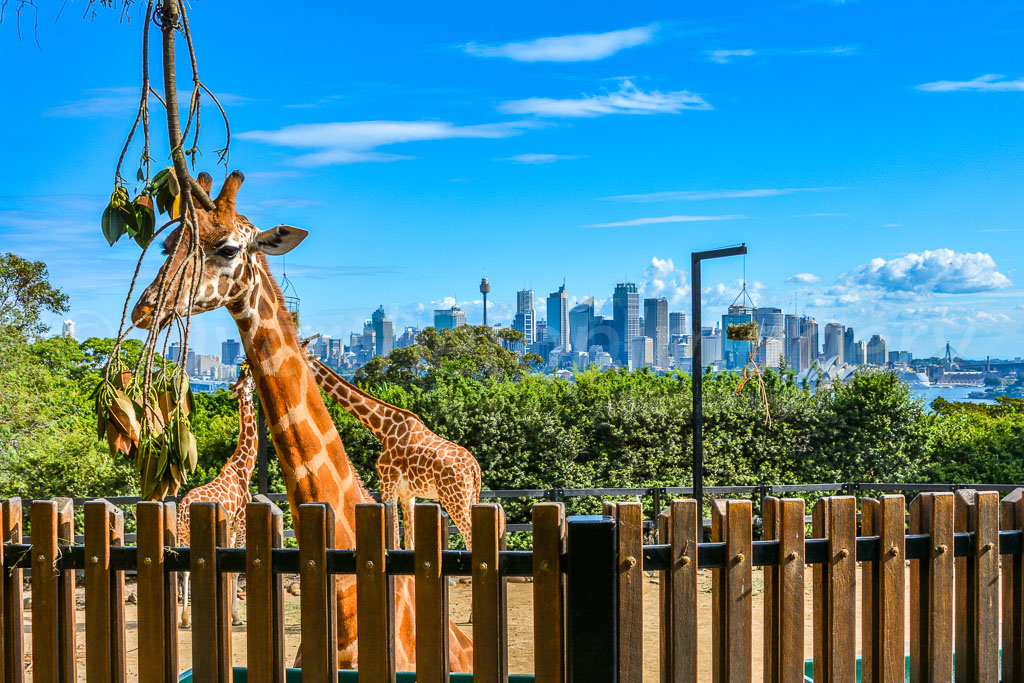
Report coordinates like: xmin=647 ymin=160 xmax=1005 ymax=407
xmin=0 ymin=252 xmax=69 ymax=336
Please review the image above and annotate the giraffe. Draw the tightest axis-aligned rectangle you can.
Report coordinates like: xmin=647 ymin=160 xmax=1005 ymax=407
xmin=175 ymin=371 xmax=256 ymax=628
xmin=306 ymin=354 xmax=481 ymax=551
xmin=130 ymin=169 xmax=473 ymax=671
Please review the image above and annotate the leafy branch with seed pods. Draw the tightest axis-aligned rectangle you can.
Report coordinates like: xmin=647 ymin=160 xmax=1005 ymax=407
xmin=92 ymin=0 xmax=231 ymax=500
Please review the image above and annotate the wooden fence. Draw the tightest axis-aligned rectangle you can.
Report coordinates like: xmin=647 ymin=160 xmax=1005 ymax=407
xmin=2 ymin=490 xmax=1023 ymax=682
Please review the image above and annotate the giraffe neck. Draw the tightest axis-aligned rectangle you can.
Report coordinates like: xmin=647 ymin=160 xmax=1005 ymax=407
xmin=311 ymin=360 xmax=418 ymax=441
xmin=225 ymin=388 xmax=258 ymax=485
xmin=227 ymin=258 xmax=370 ymax=547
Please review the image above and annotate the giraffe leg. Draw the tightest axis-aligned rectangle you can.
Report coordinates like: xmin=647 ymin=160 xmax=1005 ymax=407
xmin=401 ymin=494 xmax=416 ymax=551
xmin=231 ymin=573 xmax=244 ymax=625
xmin=380 ymin=477 xmax=400 ymax=549
xmin=179 ymin=571 xmax=191 ymax=628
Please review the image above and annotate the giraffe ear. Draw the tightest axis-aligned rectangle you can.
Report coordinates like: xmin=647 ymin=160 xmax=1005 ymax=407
xmin=254 ymin=225 xmax=308 ymax=255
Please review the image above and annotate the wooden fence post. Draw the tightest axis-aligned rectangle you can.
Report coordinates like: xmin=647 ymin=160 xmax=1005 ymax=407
xmin=415 ymin=503 xmax=449 ymax=683
xmin=190 ymin=502 xmax=231 ymax=683
xmin=532 ymin=502 xmax=566 ymax=683
xmin=356 ymin=502 xmax=396 ymax=683
xmin=300 ymin=503 xmax=338 ymax=683
xmin=812 ymin=495 xmax=856 ymax=683
xmin=711 ymin=498 xmax=752 ymax=683
xmin=472 ymin=503 xmax=508 ymax=682
xmin=136 ymin=501 xmax=172 ymax=683
xmin=763 ymin=496 xmax=805 ymax=683
xmin=861 ymin=495 xmax=906 ymax=683
xmin=3 ymin=498 xmax=25 ymax=683
xmin=909 ymin=492 xmax=954 ymax=683
xmin=52 ymin=498 xmax=76 ymax=683
xmin=1003 ymin=488 xmax=1024 ymax=683
xmin=603 ymin=501 xmax=643 ymax=683
xmin=246 ymin=496 xmax=285 ymax=683
xmin=85 ymin=500 xmax=127 ymax=683
xmin=659 ymin=499 xmax=697 ymax=683
xmin=955 ymin=489 xmax=999 ymax=681
xmin=30 ymin=500 xmax=61 ymax=683
xmin=162 ymin=502 xmax=179 ymax=680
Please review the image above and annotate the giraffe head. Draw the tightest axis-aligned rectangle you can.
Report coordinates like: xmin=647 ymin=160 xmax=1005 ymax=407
xmin=131 ymin=170 xmax=308 ymax=331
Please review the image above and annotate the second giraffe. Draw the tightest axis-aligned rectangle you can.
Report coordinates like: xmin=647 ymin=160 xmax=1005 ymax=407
xmin=307 ymin=356 xmax=481 ymax=550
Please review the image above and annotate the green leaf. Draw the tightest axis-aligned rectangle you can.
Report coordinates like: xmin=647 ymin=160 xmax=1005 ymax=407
xmin=136 ymin=167 xmax=144 ymax=182
xmin=133 ymin=203 xmax=156 ymax=248
xmin=101 ymin=205 xmax=126 ymax=246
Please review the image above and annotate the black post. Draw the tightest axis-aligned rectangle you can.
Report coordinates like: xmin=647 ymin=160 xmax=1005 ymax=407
xmin=565 ymin=515 xmax=618 ymax=683
xmin=691 ymin=244 xmax=747 ymax=510
xmin=256 ymin=397 xmax=270 ymax=495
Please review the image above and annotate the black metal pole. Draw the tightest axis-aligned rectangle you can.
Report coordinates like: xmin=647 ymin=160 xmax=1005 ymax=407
xmin=566 ymin=514 xmax=618 ymax=683
xmin=690 ymin=244 xmax=747 ymax=511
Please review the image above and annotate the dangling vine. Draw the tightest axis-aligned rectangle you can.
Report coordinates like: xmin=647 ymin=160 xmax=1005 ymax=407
xmin=92 ymin=0 xmax=231 ymax=500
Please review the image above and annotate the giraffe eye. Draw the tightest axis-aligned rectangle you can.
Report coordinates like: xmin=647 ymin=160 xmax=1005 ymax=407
xmin=217 ymin=245 xmax=240 ymax=259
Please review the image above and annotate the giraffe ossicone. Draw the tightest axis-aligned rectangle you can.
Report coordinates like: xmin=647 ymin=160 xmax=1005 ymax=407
xmin=130 ymin=169 xmax=473 ymax=671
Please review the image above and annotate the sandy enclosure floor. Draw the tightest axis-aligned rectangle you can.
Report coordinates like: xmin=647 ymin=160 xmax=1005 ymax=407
xmin=16 ymin=567 xmax=916 ymax=682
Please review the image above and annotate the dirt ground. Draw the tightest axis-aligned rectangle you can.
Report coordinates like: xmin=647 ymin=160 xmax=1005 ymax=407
xmin=17 ymin=567 xmax=913 ymax=682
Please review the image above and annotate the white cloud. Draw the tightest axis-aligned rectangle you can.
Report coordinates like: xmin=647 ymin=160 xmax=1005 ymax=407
xmin=640 ymin=257 xmax=690 ymax=305
xmin=238 ymin=120 xmax=532 ymax=166
xmin=602 ymin=187 xmax=842 ymax=202
xmin=845 ymin=249 xmax=1012 ymax=294
xmin=583 ymin=214 xmax=744 ymax=228
xmin=44 ymin=87 xmax=250 ymax=117
xmin=702 ymin=280 xmax=766 ymax=308
xmin=915 ymin=74 xmax=1024 ymax=93
xmin=500 ymin=153 xmax=579 ymax=164
xmin=499 ymin=80 xmax=710 ymax=118
xmin=462 ymin=25 xmax=657 ymax=62
xmin=707 ymin=49 xmax=755 ymax=64
xmin=786 ymin=272 xmax=822 ymax=285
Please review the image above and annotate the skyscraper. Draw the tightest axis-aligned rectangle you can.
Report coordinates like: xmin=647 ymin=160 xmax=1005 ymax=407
xmin=844 ymin=327 xmax=856 ymax=365
xmin=591 ymin=315 xmax=614 ymax=355
xmin=669 ymin=312 xmax=686 ymax=338
xmin=433 ymin=306 xmax=466 ymax=330
xmin=824 ymin=323 xmax=845 ymax=364
xmin=866 ymin=334 xmax=889 ymax=365
xmin=784 ymin=314 xmax=804 ymax=371
xmin=568 ymin=298 xmax=594 ymax=354
xmin=630 ymin=336 xmax=654 ymax=371
xmin=722 ymin=304 xmax=754 ymax=369
xmin=371 ymin=305 xmax=394 ymax=357
xmin=221 ymin=338 xmax=241 ymax=366
xmin=546 ymin=283 xmax=570 ymax=350
xmin=754 ymin=307 xmax=784 ymax=366
xmin=612 ymin=282 xmax=639 ymax=366
xmin=62 ymin=319 xmax=75 ymax=340
xmin=800 ymin=316 xmax=819 ymax=363
xmin=512 ymin=289 xmax=536 ymax=347
xmin=644 ymin=297 xmax=669 ymax=369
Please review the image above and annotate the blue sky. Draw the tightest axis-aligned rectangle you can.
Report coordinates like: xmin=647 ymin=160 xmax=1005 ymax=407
xmin=2 ymin=0 xmax=1023 ymax=359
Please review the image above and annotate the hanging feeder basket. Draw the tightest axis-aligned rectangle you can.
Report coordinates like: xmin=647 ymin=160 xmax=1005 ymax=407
xmin=727 ymin=321 xmax=758 ymax=342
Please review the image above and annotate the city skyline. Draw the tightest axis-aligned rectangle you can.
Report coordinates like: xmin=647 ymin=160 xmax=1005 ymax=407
xmin=3 ymin=1 xmax=1023 ymax=358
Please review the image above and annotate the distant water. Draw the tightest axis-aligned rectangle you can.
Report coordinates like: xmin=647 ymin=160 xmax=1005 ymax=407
xmin=909 ymin=384 xmax=995 ymax=407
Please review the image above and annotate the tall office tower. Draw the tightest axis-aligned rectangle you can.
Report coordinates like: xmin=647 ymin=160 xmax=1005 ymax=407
xmin=569 ymin=298 xmax=595 ymax=354
xmin=535 ymin=320 xmax=547 ymax=343
xmin=701 ymin=326 xmax=724 ymax=366
xmin=62 ymin=319 xmax=75 ymax=340
xmin=844 ymin=327 xmax=856 ymax=365
xmin=644 ymin=297 xmax=669 ymax=369
xmin=754 ymin=307 xmax=784 ymax=366
xmin=169 ymin=342 xmax=195 ymax=371
xmin=512 ymin=289 xmax=536 ymax=346
xmin=722 ymin=304 xmax=755 ymax=369
xmin=221 ymin=338 xmax=241 ymax=366
xmin=854 ymin=340 xmax=867 ymax=365
xmin=396 ymin=326 xmax=419 ymax=348
xmin=669 ymin=311 xmax=686 ymax=338
xmin=795 ymin=337 xmax=812 ymax=371
xmin=591 ymin=315 xmax=613 ymax=355
xmin=546 ymin=283 xmax=570 ymax=350
xmin=784 ymin=314 xmax=802 ymax=368
xmin=630 ymin=336 xmax=654 ymax=371
xmin=479 ymin=278 xmax=491 ymax=326
xmin=349 ymin=332 xmax=363 ymax=352
xmin=824 ymin=322 xmax=845 ymax=364
xmin=612 ymin=282 xmax=640 ymax=366
xmin=800 ymin=316 xmax=819 ymax=362
xmin=361 ymin=321 xmax=376 ymax=355
xmin=866 ymin=334 xmax=889 ymax=365
xmin=371 ymin=305 xmax=394 ymax=357
xmin=433 ymin=305 xmax=466 ymax=330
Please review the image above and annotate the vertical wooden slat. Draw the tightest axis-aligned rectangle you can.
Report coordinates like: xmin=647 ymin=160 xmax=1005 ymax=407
xmin=862 ymin=495 xmax=906 ymax=683
xmin=137 ymin=502 xmax=168 ymax=683
xmin=300 ymin=503 xmax=337 ymax=683
xmin=909 ymin=493 xmax=954 ymax=683
xmin=246 ymin=497 xmax=285 ymax=683
xmin=711 ymin=498 xmax=752 ymax=683
xmin=162 ymin=504 xmax=179 ymax=681
xmin=190 ymin=502 xmax=231 ymax=683
xmin=533 ymin=502 xmax=566 ymax=683
xmin=86 ymin=500 xmax=128 ymax=683
xmin=660 ymin=499 xmax=697 ymax=683
xmin=472 ymin=503 xmax=508 ymax=682
xmin=1003 ymin=488 xmax=1024 ymax=683
xmin=812 ymin=496 xmax=856 ymax=683
xmin=415 ymin=503 xmax=448 ymax=683
xmin=2 ymin=498 xmax=24 ymax=683
xmin=955 ymin=489 xmax=1000 ymax=682
xmin=52 ymin=498 xmax=75 ymax=683
xmin=615 ymin=501 xmax=643 ymax=683
xmin=0 ymin=501 xmax=5 ymax=683
xmin=763 ymin=497 xmax=805 ymax=683
xmin=31 ymin=500 xmax=60 ymax=683
xmin=356 ymin=502 xmax=395 ymax=683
